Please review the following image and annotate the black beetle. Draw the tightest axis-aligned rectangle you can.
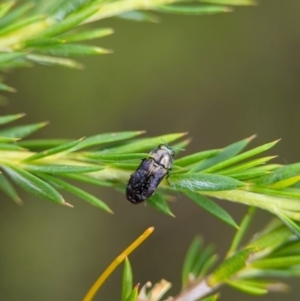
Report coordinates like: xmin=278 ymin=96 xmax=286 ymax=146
xmin=126 ymin=144 xmax=175 ymax=204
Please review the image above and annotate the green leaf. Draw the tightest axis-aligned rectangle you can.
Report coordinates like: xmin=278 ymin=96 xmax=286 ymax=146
xmin=118 ymin=11 xmax=159 ymax=23
xmin=39 ymin=173 xmax=113 ymax=213
xmin=0 ymin=113 xmax=25 ymax=124
xmin=0 ymin=173 xmax=22 ymax=204
xmin=61 ymin=28 xmax=114 ymax=42
xmin=202 ymin=139 xmax=279 ymax=173
xmin=190 ymin=136 xmax=254 ymax=172
xmin=199 ymin=254 xmax=218 ymax=279
xmin=0 ymin=1 xmax=14 ymax=19
xmin=208 ymin=247 xmax=257 ymax=286
xmin=85 ymin=153 xmax=148 ymax=161
xmin=35 ymin=43 xmax=111 ymax=56
xmin=256 ymin=163 xmax=300 ymax=187
xmin=100 ymin=133 xmax=186 ymax=154
xmin=0 ymin=143 xmax=25 ymax=151
xmin=183 ymin=190 xmax=238 ymax=228
xmin=155 ymin=5 xmax=231 ymax=15
xmin=107 ymin=162 xmax=138 ymax=170
xmin=0 ymin=82 xmax=16 ymax=92
xmin=25 ymin=37 xmax=66 ymax=47
xmin=0 ymin=52 xmax=26 ymax=64
xmin=248 ymin=225 xmax=293 ymax=251
xmin=125 ymin=284 xmax=139 ymax=301
xmin=192 ymin=244 xmax=215 ymax=277
xmin=2 ymin=164 xmax=66 ymax=205
xmin=0 ymin=2 xmax=34 ymax=28
xmin=26 ymin=54 xmax=82 ymax=69
xmin=18 ymin=138 xmax=72 ymax=149
xmin=74 ymin=131 xmax=145 ymax=151
xmin=50 ymin=0 xmax=93 ymax=20
xmin=0 ymin=58 xmax=31 ymax=70
xmin=170 ymin=173 xmax=245 ymax=191
xmin=277 ymin=214 xmax=300 ymax=238
xmin=0 ymin=15 xmax=43 ymax=36
xmin=202 ymin=189 xmax=300 ymax=220
xmin=252 ymin=256 xmax=300 ymax=269
xmin=227 ymin=207 xmax=256 ymax=257
xmin=122 ymin=258 xmax=133 ymax=301
xmin=182 ymin=236 xmax=202 ymax=288
xmin=219 ymin=156 xmax=277 ymax=175
xmin=0 ymin=121 xmax=48 ymax=138
xmin=60 ymin=173 xmax=114 ymax=187
xmin=271 ymin=241 xmax=300 ymax=257
xmin=229 ymin=170 xmax=270 ymax=180
xmin=292 ymin=181 xmax=300 ymax=188
xmin=0 ymin=136 xmax=19 ymax=143
xmin=250 ymin=164 xmax=282 ymax=172
xmin=22 ymin=138 xmax=84 ymax=162
xmin=175 ymin=149 xmax=220 ymax=167
xmin=147 ymin=193 xmax=174 ymax=217
xmin=226 ymin=279 xmax=267 ymax=295
xmin=250 ymin=186 xmax=300 ymax=200
xmin=39 ymin=6 xmax=98 ymax=38
xmin=250 ymin=268 xmax=300 ymax=278
xmin=24 ymin=164 xmax=103 ymax=174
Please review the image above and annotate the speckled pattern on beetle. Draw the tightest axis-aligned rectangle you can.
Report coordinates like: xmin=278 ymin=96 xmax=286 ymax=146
xmin=126 ymin=144 xmax=175 ymax=204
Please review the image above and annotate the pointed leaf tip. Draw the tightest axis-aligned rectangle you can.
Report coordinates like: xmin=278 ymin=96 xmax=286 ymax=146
xmin=147 ymin=194 xmax=175 ymax=217
xmin=122 ymin=257 xmax=133 ymax=301
xmin=2 ymin=165 xmax=64 ymax=204
xmin=0 ymin=113 xmax=26 ymax=125
xmin=247 ymin=134 xmax=257 ymax=142
xmin=63 ymin=201 xmax=74 ymax=208
xmin=184 ymin=190 xmax=238 ymax=228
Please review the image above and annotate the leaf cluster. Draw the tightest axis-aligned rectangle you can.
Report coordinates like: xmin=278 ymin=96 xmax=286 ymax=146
xmin=0 ymin=0 xmax=256 ymax=94
xmin=1 ymin=2 xmax=299 ymax=301
xmin=87 ymin=211 xmax=300 ymax=301
xmin=178 ymin=215 xmax=300 ymax=300
xmin=1 ymin=113 xmax=300 ymax=237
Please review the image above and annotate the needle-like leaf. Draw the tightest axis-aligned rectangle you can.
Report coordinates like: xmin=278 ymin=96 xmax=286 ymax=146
xmin=22 ymin=138 xmax=84 ymax=162
xmin=0 ymin=122 xmax=48 ymax=138
xmin=0 ymin=113 xmax=25 ymax=125
xmin=147 ymin=193 xmax=175 ymax=217
xmin=0 ymin=173 xmax=22 ymax=204
xmin=170 ymin=173 xmax=245 ymax=191
xmin=39 ymin=173 xmax=113 ymax=213
xmin=2 ymin=164 xmax=66 ymax=205
xmin=183 ymin=190 xmax=238 ymax=228
xmin=122 ymin=258 xmax=133 ymax=301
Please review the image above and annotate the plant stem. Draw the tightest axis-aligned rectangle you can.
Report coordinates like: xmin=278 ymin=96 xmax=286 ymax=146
xmin=83 ymin=227 xmax=154 ymax=301
xmin=168 ymin=279 xmax=219 ymax=301
xmin=85 ymin=0 xmax=179 ymax=23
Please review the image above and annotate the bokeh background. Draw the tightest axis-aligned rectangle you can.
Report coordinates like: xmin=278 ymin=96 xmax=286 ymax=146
xmin=1 ymin=0 xmax=300 ymax=300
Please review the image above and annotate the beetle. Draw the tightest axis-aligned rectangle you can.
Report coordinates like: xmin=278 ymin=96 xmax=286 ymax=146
xmin=126 ymin=144 xmax=175 ymax=204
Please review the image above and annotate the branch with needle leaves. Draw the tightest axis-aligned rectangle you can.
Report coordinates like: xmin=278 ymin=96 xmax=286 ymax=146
xmin=0 ymin=0 xmax=257 ymax=94
xmin=1 ymin=113 xmax=300 ymax=238
xmin=81 ymin=210 xmax=300 ymax=301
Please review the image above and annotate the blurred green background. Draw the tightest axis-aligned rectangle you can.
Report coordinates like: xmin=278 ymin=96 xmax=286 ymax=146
xmin=1 ymin=0 xmax=300 ymax=300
